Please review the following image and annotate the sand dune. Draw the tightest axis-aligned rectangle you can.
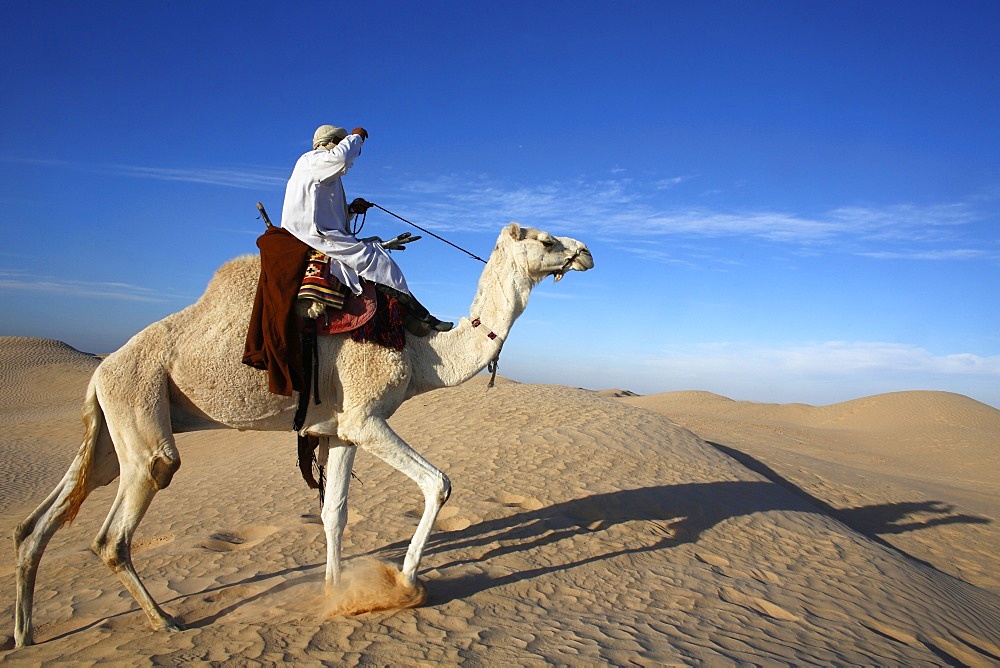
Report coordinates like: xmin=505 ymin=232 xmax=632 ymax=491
xmin=1 ymin=337 xmax=998 ymax=664
xmin=623 ymin=389 xmax=1000 ymax=596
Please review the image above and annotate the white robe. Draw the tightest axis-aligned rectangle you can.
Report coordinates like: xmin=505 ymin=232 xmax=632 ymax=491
xmin=280 ymin=135 xmax=409 ymax=295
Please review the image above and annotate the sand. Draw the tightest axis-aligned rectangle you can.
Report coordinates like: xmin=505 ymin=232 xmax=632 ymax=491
xmin=1 ymin=336 xmax=998 ymax=665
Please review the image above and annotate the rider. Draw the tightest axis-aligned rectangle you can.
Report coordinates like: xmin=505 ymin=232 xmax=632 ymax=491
xmin=280 ymin=124 xmax=452 ymax=335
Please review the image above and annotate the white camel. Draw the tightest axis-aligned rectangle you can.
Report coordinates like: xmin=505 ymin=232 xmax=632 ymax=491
xmin=12 ymin=223 xmax=592 ymax=647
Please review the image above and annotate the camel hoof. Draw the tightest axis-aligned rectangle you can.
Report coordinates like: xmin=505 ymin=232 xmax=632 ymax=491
xmin=154 ymin=616 xmax=185 ymax=632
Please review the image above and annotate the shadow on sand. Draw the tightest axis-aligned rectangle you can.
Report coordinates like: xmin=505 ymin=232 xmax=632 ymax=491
xmin=26 ymin=443 xmax=991 ymax=644
xmin=368 ymin=451 xmax=991 ymax=605
xmin=707 ymin=442 xmax=991 ymax=538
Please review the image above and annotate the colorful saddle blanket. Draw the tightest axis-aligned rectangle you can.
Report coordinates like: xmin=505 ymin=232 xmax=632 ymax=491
xmin=297 ymin=250 xmax=405 ymax=349
xmin=298 ymin=250 xmax=348 ymax=310
xmin=316 ymin=282 xmax=377 ymax=334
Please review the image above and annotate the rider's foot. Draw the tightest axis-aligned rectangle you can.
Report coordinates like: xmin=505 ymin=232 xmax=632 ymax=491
xmin=429 ymin=318 xmax=454 ymax=332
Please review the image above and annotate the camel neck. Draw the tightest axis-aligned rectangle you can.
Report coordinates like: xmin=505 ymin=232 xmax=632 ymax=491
xmin=408 ymin=253 xmax=532 ymax=393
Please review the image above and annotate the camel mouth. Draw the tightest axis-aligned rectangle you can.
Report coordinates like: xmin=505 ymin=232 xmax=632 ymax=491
xmin=552 ymin=249 xmax=593 ymax=282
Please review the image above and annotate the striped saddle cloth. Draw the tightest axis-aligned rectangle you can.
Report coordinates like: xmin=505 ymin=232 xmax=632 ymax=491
xmin=298 ymin=251 xmax=377 ymax=335
xmin=298 ymin=250 xmax=348 ymax=310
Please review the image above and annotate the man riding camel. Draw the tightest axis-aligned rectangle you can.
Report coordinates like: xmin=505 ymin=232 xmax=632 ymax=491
xmin=280 ymin=124 xmax=452 ymax=335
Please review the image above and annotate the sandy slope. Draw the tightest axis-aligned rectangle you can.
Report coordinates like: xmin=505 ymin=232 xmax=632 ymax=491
xmin=1 ymin=337 xmax=998 ymax=665
xmin=624 ymin=390 xmax=1000 ymax=595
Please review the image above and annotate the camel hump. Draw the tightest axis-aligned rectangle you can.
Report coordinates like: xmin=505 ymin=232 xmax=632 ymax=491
xmin=203 ymin=255 xmax=261 ymax=300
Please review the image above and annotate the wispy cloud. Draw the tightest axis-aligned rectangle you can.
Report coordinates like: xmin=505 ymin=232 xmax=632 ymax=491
xmin=103 ymin=164 xmax=286 ymax=189
xmin=655 ymin=175 xmax=693 ymax=190
xmin=0 ymin=270 xmax=182 ymax=303
xmin=651 ymin=341 xmax=1000 ymax=377
xmin=828 ymin=203 xmax=978 ymax=240
xmin=0 ymin=156 xmax=286 ymax=190
xmin=8 ymin=156 xmax=990 ymax=262
xmin=858 ymin=249 xmax=992 ymax=260
xmin=642 ymin=211 xmax=842 ymax=243
xmin=371 ymin=174 xmax=993 ymax=262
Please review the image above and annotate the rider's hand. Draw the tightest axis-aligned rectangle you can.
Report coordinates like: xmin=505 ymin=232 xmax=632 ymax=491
xmin=348 ymin=198 xmax=373 ymax=215
xmin=352 ymin=127 xmax=368 ymax=142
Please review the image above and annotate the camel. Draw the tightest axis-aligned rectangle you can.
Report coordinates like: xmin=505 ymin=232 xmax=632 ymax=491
xmin=12 ymin=222 xmax=593 ymax=647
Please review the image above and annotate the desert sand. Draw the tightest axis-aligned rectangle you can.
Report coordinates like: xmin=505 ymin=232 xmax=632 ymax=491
xmin=1 ymin=336 xmax=998 ymax=665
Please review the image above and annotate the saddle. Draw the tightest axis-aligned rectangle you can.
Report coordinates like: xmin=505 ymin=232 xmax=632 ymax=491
xmin=296 ymin=250 xmax=405 ymax=348
xmin=298 ymin=250 xmax=375 ymax=334
xmin=243 ymin=229 xmax=406 ymax=402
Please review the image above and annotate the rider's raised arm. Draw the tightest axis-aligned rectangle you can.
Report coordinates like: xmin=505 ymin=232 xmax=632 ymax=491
xmin=310 ymin=134 xmax=364 ymax=183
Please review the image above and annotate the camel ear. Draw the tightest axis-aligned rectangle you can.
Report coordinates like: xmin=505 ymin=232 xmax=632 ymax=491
xmin=507 ymin=223 xmax=522 ymax=240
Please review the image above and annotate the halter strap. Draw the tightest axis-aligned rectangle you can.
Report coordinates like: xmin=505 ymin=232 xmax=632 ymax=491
xmin=471 ymin=318 xmax=501 ymax=341
xmin=471 ymin=318 xmax=504 ymax=388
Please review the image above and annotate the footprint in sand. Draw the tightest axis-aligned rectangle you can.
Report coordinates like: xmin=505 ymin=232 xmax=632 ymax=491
xmin=198 ymin=525 xmax=277 ymax=552
xmin=434 ymin=505 xmax=477 ymax=532
xmin=403 ymin=506 xmax=478 ymax=531
xmin=131 ymin=533 xmax=175 ymax=555
xmin=300 ymin=510 xmax=364 ymax=526
xmin=719 ymin=585 xmax=800 ymax=622
xmin=495 ymin=492 xmax=544 ymax=511
xmin=695 ymin=552 xmax=731 ymax=570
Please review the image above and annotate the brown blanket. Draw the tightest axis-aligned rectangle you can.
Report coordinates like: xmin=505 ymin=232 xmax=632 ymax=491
xmin=242 ymin=227 xmax=312 ymax=396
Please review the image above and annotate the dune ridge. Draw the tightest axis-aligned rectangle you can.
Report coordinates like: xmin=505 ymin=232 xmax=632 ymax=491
xmin=1 ymin=337 xmax=998 ymax=664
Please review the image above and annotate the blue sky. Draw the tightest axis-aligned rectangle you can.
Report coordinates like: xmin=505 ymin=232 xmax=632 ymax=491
xmin=2 ymin=1 xmax=999 ymax=407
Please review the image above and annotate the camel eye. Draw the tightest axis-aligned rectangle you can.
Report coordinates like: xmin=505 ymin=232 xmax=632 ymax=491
xmin=539 ymin=236 xmax=555 ymax=248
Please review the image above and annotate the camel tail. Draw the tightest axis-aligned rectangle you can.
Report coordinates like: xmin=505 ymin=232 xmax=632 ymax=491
xmin=62 ymin=380 xmax=104 ymax=524
xmin=14 ymin=378 xmax=107 ymax=545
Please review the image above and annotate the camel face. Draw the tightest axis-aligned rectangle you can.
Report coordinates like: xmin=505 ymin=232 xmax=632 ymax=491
xmin=506 ymin=223 xmax=594 ymax=284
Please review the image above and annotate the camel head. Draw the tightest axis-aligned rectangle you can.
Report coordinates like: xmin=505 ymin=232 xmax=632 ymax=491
xmin=499 ymin=222 xmax=594 ymax=285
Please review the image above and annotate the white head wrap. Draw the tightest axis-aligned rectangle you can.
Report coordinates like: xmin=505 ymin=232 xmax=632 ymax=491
xmin=313 ymin=124 xmax=348 ymax=149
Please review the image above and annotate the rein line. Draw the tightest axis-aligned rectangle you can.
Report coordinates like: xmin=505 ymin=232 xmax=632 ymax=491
xmin=370 ymin=200 xmax=500 ymax=385
xmin=370 ymin=202 xmax=489 ymax=264
xmin=358 ymin=200 xmax=507 ymax=387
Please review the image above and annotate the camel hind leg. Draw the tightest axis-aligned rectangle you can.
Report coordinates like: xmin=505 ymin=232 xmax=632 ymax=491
xmin=13 ymin=383 xmax=120 ymax=647
xmin=90 ymin=369 xmax=182 ymax=633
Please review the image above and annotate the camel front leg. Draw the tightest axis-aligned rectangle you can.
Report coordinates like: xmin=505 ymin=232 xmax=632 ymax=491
xmin=348 ymin=418 xmax=450 ymax=586
xmin=320 ymin=439 xmax=357 ymax=590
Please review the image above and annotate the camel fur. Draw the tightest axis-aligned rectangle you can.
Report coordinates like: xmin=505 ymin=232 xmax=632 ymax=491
xmin=12 ymin=223 xmax=593 ymax=647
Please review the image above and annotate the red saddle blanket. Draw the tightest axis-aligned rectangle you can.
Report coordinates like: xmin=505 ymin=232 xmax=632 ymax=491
xmin=298 ymin=250 xmax=376 ymax=334
xmin=315 ymin=281 xmax=377 ymax=334
xmin=298 ymin=251 xmax=406 ymax=349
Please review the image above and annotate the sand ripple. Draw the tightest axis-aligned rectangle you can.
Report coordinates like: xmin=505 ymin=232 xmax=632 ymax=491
xmin=1 ymin=339 xmax=998 ymax=664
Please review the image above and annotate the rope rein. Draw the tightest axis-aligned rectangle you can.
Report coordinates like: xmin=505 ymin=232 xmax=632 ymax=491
xmin=369 ymin=202 xmax=489 ymax=264
xmin=365 ymin=201 xmax=504 ymax=388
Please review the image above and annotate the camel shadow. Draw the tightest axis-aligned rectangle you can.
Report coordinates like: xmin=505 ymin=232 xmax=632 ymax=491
xmin=707 ymin=442 xmax=991 ymax=538
xmin=41 ymin=562 xmax=324 ymax=644
xmin=40 ymin=443 xmax=991 ymax=640
xmin=370 ymin=479 xmax=778 ymax=605
xmin=369 ymin=448 xmax=991 ymax=605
